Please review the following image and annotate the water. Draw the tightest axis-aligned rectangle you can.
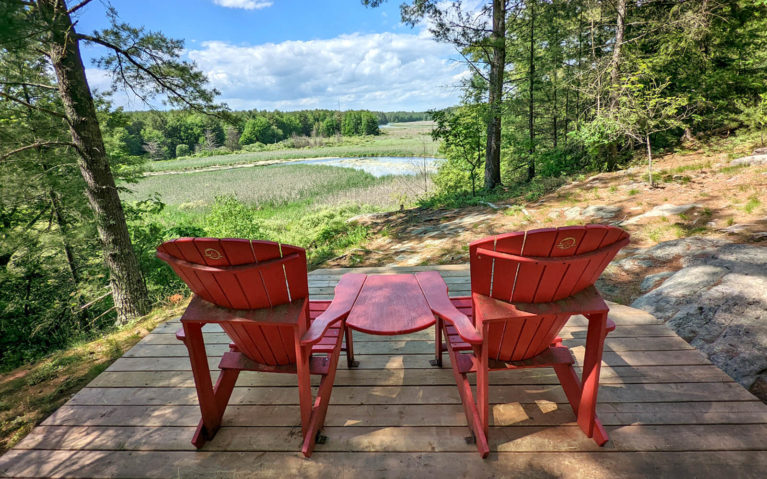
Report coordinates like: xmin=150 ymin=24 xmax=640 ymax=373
xmin=290 ymin=156 xmax=442 ymax=177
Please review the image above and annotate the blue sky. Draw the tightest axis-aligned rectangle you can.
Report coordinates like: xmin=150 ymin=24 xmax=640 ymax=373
xmin=74 ymin=0 xmax=470 ymax=111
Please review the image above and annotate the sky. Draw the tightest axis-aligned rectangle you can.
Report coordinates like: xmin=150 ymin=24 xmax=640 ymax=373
xmin=74 ymin=0 xmax=471 ymax=112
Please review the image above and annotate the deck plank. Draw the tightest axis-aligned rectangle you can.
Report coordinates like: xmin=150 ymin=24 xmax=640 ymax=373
xmin=2 ymin=264 xmax=765 ymax=478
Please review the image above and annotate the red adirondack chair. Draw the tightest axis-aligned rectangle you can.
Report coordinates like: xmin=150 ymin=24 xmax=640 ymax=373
xmin=156 ymin=238 xmax=365 ymax=457
xmin=420 ymin=225 xmax=629 ymax=457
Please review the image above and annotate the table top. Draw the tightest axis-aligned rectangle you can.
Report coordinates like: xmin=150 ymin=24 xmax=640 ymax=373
xmin=345 ymin=274 xmax=436 ymax=335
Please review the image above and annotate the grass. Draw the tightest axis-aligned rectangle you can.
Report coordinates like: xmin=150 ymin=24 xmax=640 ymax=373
xmin=743 ymin=194 xmax=762 ymax=213
xmin=0 ymin=301 xmax=187 ymax=453
xmin=146 ymin=122 xmax=441 ymax=173
xmin=127 ymin=163 xmax=434 ymax=212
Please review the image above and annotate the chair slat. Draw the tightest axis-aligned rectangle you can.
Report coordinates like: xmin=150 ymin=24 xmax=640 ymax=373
xmin=252 ymin=242 xmax=292 ymax=306
xmin=213 ymin=240 xmax=270 ymax=309
xmin=469 ymin=237 xmax=495 ymax=297
xmin=522 ymin=315 xmax=557 ymax=358
xmin=489 ymin=232 xmax=525 ymax=300
xmin=261 ymin=324 xmax=292 ymax=364
xmin=510 ymin=317 xmax=542 ymax=361
xmin=510 ymin=229 xmax=558 ymax=302
xmin=493 ymin=320 xmax=523 ymax=361
xmin=162 ymin=241 xmax=209 ymax=299
xmin=281 ymin=244 xmax=309 ymax=301
xmin=222 ymin=323 xmax=267 ymax=364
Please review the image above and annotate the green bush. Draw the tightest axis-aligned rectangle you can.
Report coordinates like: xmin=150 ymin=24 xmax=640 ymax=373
xmin=175 ymin=144 xmax=190 ymax=157
xmin=204 ymin=196 xmax=266 ymax=239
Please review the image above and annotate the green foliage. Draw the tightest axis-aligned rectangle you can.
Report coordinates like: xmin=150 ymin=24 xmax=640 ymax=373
xmin=175 ymin=144 xmax=190 ymax=157
xmin=736 ymin=94 xmax=767 ymax=145
xmin=240 ymin=116 xmax=280 ymax=145
xmin=204 ymin=196 xmax=266 ymax=239
xmin=431 ymin=105 xmax=485 ymax=195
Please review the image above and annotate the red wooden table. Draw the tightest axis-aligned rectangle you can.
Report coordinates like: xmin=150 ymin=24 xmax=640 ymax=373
xmin=344 ymin=274 xmax=443 ymax=367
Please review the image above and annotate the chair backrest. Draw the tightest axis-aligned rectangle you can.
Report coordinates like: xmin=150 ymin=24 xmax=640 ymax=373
xmin=469 ymin=225 xmax=629 ymax=361
xmin=157 ymin=238 xmax=309 ymax=366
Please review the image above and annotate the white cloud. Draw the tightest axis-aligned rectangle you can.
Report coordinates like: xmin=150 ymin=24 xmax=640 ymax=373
xmin=213 ymin=0 xmax=273 ymax=10
xmin=187 ymin=32 xmax=468 ymax=111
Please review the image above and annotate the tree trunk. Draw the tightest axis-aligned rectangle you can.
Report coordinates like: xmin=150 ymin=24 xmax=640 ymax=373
xmin=564 ymin=85 xmax=570 ymax=143
xmin=39 ymin=0 xmax=150 ymax=324
xmin=552 ymin=68 xmax=558 ymax=149
xmin=49 ymin=189 xmax=80 ymax=284
xmin=605 ymin=0 xmax=626 ymax=171
xmin=483 ymin=0 xmax=506 ymax=190
xmin=609 ymin=0 xmax=626 ymax=109
xmin=646 ymin=134 xmax=654 ymax=187
xmin=527 ymin=0 xmax=536 ymax=182
xmin=590 ymin=17 xmax=600 ymax=116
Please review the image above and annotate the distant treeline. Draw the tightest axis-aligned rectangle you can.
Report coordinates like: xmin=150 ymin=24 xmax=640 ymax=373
xmin=110 ymin=109 xmax=431 ymax=160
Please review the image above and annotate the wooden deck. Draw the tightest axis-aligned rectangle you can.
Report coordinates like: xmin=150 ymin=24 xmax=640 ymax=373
xmin=2 ymin=265 xmax=767 ymax=478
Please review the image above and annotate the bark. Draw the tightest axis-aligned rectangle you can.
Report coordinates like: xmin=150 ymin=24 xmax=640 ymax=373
xmin=49 ymin=189 xmax=80 ymax=284
xmin=526 ymin=0 xmax=536 ymax=182
xmin=590 ymin=17 xmax=600 ymax=116
xmin=483 ymin=0 xmax=506 ymax=190
xmin=609 ymin=0 xmax=626 ymax=109
xmin=552 ymin=68 xmax=558 ymax=149
xmin=605 ymin=0 xmax=626 ymax=171
xmin=564 ymin=86 xmax=570 ymax=143
xmin=38 ymin=0 xmax=150 ymax=324
xmin=646 ymin=134 xmax=654 ymax=187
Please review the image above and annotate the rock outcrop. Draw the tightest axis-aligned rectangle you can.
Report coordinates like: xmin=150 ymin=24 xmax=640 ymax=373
xmin=626 ymin=237 xmax=767 ymax=400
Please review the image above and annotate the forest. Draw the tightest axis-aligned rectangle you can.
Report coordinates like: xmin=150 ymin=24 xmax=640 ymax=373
xmin=117 ymin=109 xmax=428 ymax=161
xmin=423 ymin=0 xmax=767 ymax=195
xmin=1 ymin=0 xmax=766 ymax=372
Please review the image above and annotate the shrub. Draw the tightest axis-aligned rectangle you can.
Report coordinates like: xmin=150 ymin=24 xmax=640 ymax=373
xmin=175 ymin=144 xmax=190 ymax=157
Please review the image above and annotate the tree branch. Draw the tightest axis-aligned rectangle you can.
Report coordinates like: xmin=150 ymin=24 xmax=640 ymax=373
xmin=0 ymin=91 xmax=67 ymax=119
xmin=66 ymin=0 xmax=93 ymax=15
xmin=76 ymin=32 xmax=210 ymax=113
xmin=0 ymin=80 xmax=58 ymax=90
xmin=0 ymin=142 xmax=77 ymax=162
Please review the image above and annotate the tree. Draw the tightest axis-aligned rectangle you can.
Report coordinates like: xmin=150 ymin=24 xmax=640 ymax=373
xmin=431 ymin=106 xmax=486 ymax=196
xmin=240 ymin=116 xmax=281 ymax=145
xmin=224 ymin=126 xmax=241 ymax=150
xmin=1 ymin=0 xmax=222 ymax=324
xmin=364 ymin=0 xmax=508 ymax=190
xmin=609 ymin=67 xmax=690 ymax=186
xmin=736 ymin=94 xmax=767 ymax=146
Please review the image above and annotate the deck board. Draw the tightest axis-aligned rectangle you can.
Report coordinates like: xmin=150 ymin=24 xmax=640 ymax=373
xmin=2 ymin=265 xmax=766 ymax=478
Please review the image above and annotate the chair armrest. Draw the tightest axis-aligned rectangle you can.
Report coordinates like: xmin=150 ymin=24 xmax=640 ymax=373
xmin=300 ymin=273 xmax=366 ymax=346
xmin=415 ymin=271 xmax=482 ymax=345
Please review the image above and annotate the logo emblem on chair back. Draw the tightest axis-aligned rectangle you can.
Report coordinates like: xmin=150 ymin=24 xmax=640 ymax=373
xmin=204 ymin=248 xmax=223 ymax=260
xmin=556 ymin=237 xmax=577 ymax=250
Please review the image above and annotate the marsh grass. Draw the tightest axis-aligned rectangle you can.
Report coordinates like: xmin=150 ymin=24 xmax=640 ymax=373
xmin=127 ymin=163 xmax=432 ymax=212
xmin=127 ymin=164 xmax=388 ymax=206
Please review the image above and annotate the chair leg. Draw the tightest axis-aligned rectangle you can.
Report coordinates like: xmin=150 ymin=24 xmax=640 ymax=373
xmin=191 ymin=367 xmax=239 ymax=448
xmin=476 ymin=342 xmax=490 ymax=442
xmin=344 ymin=326 xmax=358 ymax=368
xmin=577 ymin=311 xmax=610 ymax=445
xmin=182 ymin=322 xmax=238 ymax=448
xmin=443 ymin=324 xmax=489 ymax=458
xmin=431 ymin=316 xmax=443 ymax=367
xmin=301 ymin=332 xmax=344 ymax=457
